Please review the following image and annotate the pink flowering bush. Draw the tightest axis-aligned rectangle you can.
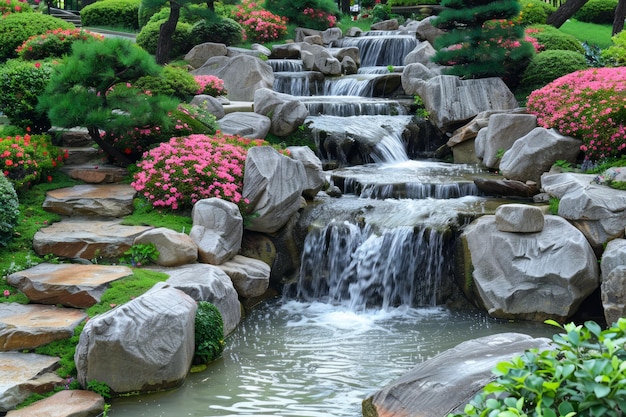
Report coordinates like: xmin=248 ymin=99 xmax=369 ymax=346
xmin=194 ymin=75 xmax=227 ymax=96
xmin=131 ymin=133 xmax=272 ymax=210
xmin=0 ymin=0 xmax=31 ymax=16
xmin=16 ymin=29 xmax=104 ymax=61
xmin=302 ymin=7 xmax=336 ymax=30
xmin=527 ymin=67 xmax=626 ymax=161
xmin=232 ymin=0 xmax=288 ymax=42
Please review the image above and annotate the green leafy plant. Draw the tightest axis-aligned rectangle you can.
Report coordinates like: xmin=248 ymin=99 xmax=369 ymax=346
xmin=134 ymin=65 xmax=201 ymax=101
xmin=548 ymin=197 xmax=560 ymax=215
xmin=449 ymin=319 xmax=626 ymax=417
xmin=0 ymin=0 xmax=32 ymax=16
xmin=518 ymin=0 xmax=556 ymax=25
xmin=414 ymin=96 xmax=429 ymax=119
xmin=86 ymin=380 xmax=112 ymax=399
xmin=573 ymin=0 xmax=618 ymax=25
xmin=519 ymin=49 xmax=588 ymax=94
xmin=190 ymin=17 xmax=244 ymax=46
xmin=0 ymin=173 xmax=19 ymax=248
xmin=119 ymin=243 xmax=160 ymax=267
xmin=80 ymin=0 xmax=142 ymax=30
xmin=527 ymin=24 xmax=585 ymax=54
xmin=121 ymin=197 xmax=193 ymax=231
xmin=16 ymin=29 xmax=104 ymax=61
xmin=136 ymin=19 xmax=193 ymax=59
xmin=194 ymin=301 xmax=225 ymax=364
xmin=265 ymin=0 xmax=337 ymax=32
xmin=602 ymin=30 xmax=626 ymax=67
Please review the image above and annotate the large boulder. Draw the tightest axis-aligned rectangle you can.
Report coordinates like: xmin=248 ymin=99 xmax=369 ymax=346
xmin=459 ymin=214 xmax=599 ymax=322
xmin=217 ymin=112 xmax=271 ymax=139
xmin=74 ymin=283 xmax=197 ymax=394
xmin=476 ymin=113 xmax=538 ymax=169
xmin=190 ymin=198 xmax=243 ymax=265
xmin=42 ymin=184 xmax=136 ymax=217
xmin=403 ymin=41 xmax=437 ymax=67
xmin=191 ymin=55 xmax=274 ymax=101
xmin=217 ymin=255 xmax=270 ymax=299
xmin=401 ymin=63 xmax=438 ymax=97
xmin=495 ymin=204 xmax=544 ymax=233
xmin=300 ymin=43 xmax=342 ymax=76
xmin=286 ymin=146 xmax=325 ymax=199
xmin=500 ymin=128 xmax=582 ymax=184
xmin=600 ymin=239 xmax=626 ymax=325
xmin=362 ymin=333 xmax=552 ymax=417
xmin=134 ymin=228 xmax=198 ymax=267
xmin=242 ymin=147 xmax=307 ymax=233
xmin=184 ymin=42 xmax=227 ymax=69
xmin=415 ymin=16 xmax=445 ymax=45
xmin=253 ymin=88 xmax=309 ymax=137
xmin=189 ymin=95 xmax=225 ymax=120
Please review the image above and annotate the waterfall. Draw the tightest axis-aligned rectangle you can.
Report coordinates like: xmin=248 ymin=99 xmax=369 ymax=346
xmin=273 ymin=72 xmax=322 ymax=96
xmin=333 ymin=35 xmax=419 ymax=67
xmin=322 ymin=75 xmax=377 ymax=96
xmin=300 ymin=96 xmax=408 ymax=117
xmin=346 ymin=181 xmax=482 ymax=200
xmin=268 ymin=59 xmax=304 ymax=72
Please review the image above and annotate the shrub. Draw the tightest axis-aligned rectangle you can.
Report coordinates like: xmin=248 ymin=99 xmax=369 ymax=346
xmin=178 ymin=103 xmax=219 ymax=131
xmin=136 ymin=19 xmax=193 ymax=59
xmin=602 ymin=30 xmax=626 ymax=66
xmin=232 ymin=0 xmax=288 ymax=43
xmin=134 ymin=65 xmax=200 ymax=101
xmin=80 ymin=0 xmax=141 ymax=30
xmin=302 ymin=7 xmax=337 ymax=30
xmin=190 ymin=17 xmax=244 ymax=46
xmin=527 ymin=67 xmax=626 ymax=161
xmin=16 ymin=29 xmax=104 ymax=61
xmin=0 ymin=133 xmax=66 ymax=189
xmin=0 ymin=59 xmax=55 ymax=133
xmin=0 ymin=0 xmax=32 ymax=16
xmin=193 ymin=75 xmax=226 ymax=96
xmin=574 ymin=0 xmax=618 ymax=25
xmin=0 ymin=173 xmax=19 ymax=248
xmin=519 ymin=0 xmax=556 ymax=25
xmin=528 ymin=24 xmax=584 ymax=54
xmin=0 ymin=13 xmax=73 ymax=62
xmin=138 ymin=2 xmax=162 ymax=28
xmin=520 ymin=49 xmax=588 ymax=93
xmin=449 ymin=319 xmax=626 ymax=417
xmin=131 ymin=133 xmax=275 ymax=210
xmin=194 ymin=301 xmax=224 ymax=364
xmin=265 ymin=0 xmax=339 ymax=30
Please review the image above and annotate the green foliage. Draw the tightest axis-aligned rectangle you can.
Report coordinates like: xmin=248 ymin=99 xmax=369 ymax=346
xmin=138 ymin=1 xmax=162 ymax=27
xmin=387 ymin=0 xmax=439 ymax=6
xmin=0 ymin=13 xmax=74 ymax=62
xmin=519 ymin=0 xmax=556 ymax=26
xmin=371 ymin=3 xmax=391 ymax=23
xmin=134 ymin=65 xmax=200 ymax=101
xmin=0 ymin=0 xmax=33 ymax=15
xmin=136 ymin=19 xmax=193 ymax=59
xmin=0 ymin=173 xmax=19 ymax=248
xmin=413 ymin=95 xmax=429 ymax=119
xmin=17 ymin=29 xmax=104 ymax=61
xmin=194 ymin=301 xmax=225 ymax=364
xmin=602 ymin=30 xmax=626 ymax=67
xmin=121 ymin=197 xmax=193 ymax=232
xmin=548 ymin=197 xmax=559 ymax=215
xmin=559 ymin=19 xmax=613 ymax=49
xmin=520 ymin=50 xmax=588 ymax=93
xmin=528 ymin=24 xmax=585 ymax=54
xmin=265 ymin=0 xmax=339 ymax=29
xmin=34 ymin=325 xmax=83 ymax=378
xmin=119 ymin=243 xmax=159 ymax=267
xmin=574 ymin=0 xmax=618 ymax=25
xmin=190 ymin=17 xmax=243 ymax=46
xmin=80 ymin=0 xmax=142 ymax=30
xmin=0 ymin=59 xmax=54 ymax=132
xmin=450 ymin=319 xmax=626 ymax=417
xmin=86 ymin=380 xmax=112 ymax=398
xmin=178 ymin=103 xmax=219 ymax=131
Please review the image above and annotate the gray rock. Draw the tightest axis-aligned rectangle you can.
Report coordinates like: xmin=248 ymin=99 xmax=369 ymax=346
xmin=301 ymin=43 xmax=342 ymax=75
xmin=495 ymin=204 xmax=544 ymax=233
xmin=461 ymin=215 xmax=599 ymax=321
xmin=163 ymin=263 xmax=242 ymax=335
xmin=189 ymin=95 xmax=225 ymax=120
xmin=362 ymin=333 xmax=551 ymax=417
xmin=251 ymin=43 xmax=272 ymax=56
xmin=243 ymin=146 xmax=307 ymax=233
xmin=401 ymin=63 xmax=437 ymax=95
xmin=184 ymin=42 xmax=227 ymax=69
xmin=75 ymin=283 xmax=197 ymax=394
xmin=474 ymin=126 xmax=488 ymax=160
xmin=287 ymin=146 xmax=325 ymax=199
xmin=601 ymin=239 xmax=626 ymax=282
xmin=371 ymin=19 xmax=399 ymax=31
xmin=601 ymin=265 xmax=626 ymax=326
xmin=190 ymin=198 xmax=243 ymax=265
xmin=500 ymin=128 xmax=581 ymax=184
xmin=341 ymin=55 xmax=358 ymax=75
xmin=218 ymin=254 xmax=270 ymax=299
xmin=403 ymin=41 xmax=437 ymax=67
xmin=253 ymin=88 xmax=309 ymax=137
xmin=474 ymin=177 xmax=539 ymax=198
xmin=134 ymin=228 xmax=198 ymax=267
xmin=42 ymin=184 xmax=136 ymax=217
xmin=295 ymin=27 xmax=322 ymax=42
xmin=271 ymin=43 xmax=301 ymax=59
xmin=321 ymin=27 xmax=343 ymax=44
xmin=415 ymin=16 xmax=445 ymax=45
xmin=331 ymin=46 xmax=360 ymax=66
xmin=6 ymin=389 xmax=105 ymax=417
xmin=217 ymin=112 xmax=271 ymax=139
xmin=479 ymin=113 xmax=538 ymax=169
xmin=345 ymin=26 xmax=363 ymax=37
xmin=226 ymin=46 xmax=268 ymax=59
xmin=303 ymin=35 xmax=323 ymax=45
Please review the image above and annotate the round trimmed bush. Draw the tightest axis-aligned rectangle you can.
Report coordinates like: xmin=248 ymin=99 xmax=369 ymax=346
xmin=0 ymin=0 xmax=33 ymax=15
xmin=17 ymin=29 xmax=104 ymax=61
xmin=519 ymin=0 xmax=556 ymax=25
xmin=190 ymin=17 xmax=243 ymax=46
xmin=136 ymin=19 xmax=193 ymax=59
xmin=602 ymin=30 xmax=626 ymax=66
xmin=134 ymin=65 xmax=200 ymax=101
xmin=520 ymin=49 xmax=588 ymax=93
xmin=0 ymin=13 xmax=73 ymax=62
xmin=574 ymin=0 xmax=618 ymax=24
xmin=138 ymin=2 xmax=162 ymax=28
xmin=81 ymin=0 xmax=141 ymax=30
xmin=194 ymin=301 xmax=224 ymax=364
xmin=528 ymin=24 xmax=584 ymax=54
xmin=0 ymin=173 xmax=19 ymax=248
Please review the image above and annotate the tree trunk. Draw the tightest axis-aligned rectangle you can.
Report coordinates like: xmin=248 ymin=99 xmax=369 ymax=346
xmin=155 ymin=1 xmax=181 ymax=65
xmin=613 ymin=0 xmax=626 ymax=35
xmin=87 ymin=126 xmax=133 ymax=167
xmin=546 ymin=0 xmax=589 ymax=28
xmin=340 ymin=0 xmax=350 ymax=15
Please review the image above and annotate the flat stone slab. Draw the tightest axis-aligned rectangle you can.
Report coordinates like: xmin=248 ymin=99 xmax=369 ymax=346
xmin=43 ymin=184 xmax=136 ymax=217
xmin=33 ymin=218 xmax=152 ymax=261
xmin=63 ymin=163 xmax=128 ymax=184
xmin=0 ymin=352 xmax=63 ymax=412
xmin=7 ymin=263 xmax=133 ymax=308
xmin=6 ymin=389 xmax=105 ymax=417
xmin=0 ymin=303 xmax=86 ymax=351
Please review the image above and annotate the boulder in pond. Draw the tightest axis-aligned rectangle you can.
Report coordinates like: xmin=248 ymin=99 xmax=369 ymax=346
xmin=190 ymin=198 xmax=242 ymax=265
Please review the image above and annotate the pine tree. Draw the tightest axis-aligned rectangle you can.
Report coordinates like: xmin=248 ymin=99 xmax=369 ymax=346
xmin=432 ymin=0 xmax=534 ymax=84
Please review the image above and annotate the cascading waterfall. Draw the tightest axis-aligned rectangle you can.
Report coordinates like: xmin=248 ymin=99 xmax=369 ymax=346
xmin=273 ymin=72 xmax=322 ymax=96
xmin=300 ymin=96 xmax=408 ymax=117
xmin=332 ymin=34 xmax=419 ymax=67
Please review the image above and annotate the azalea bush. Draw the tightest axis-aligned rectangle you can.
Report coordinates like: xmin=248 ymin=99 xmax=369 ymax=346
xmin=0 ymin=133 xmax=66 ymax=189
xmin=194 ymin=75 xmax=226 ymax=96
xmin=232 ymin=0 xmax=288 ymax=42
xmin=0 ymin=0 xmax=31 ymax=16
xmin=302 ymin=7 xmax=337 ymax=30
xmin=132 ymin=133 xmax=272 ymax=210
xmin=527 ymin=67 xmax=626 ymax=161
xmin=134 ymin=65 xmax=200 ymax=101
xmin=16 ymin=29 xmax=104 ymax=61
xmin=265 ymin=0 xmax=338 ymax=29
xmin=0 ymin=13 xmax=73 ymax=62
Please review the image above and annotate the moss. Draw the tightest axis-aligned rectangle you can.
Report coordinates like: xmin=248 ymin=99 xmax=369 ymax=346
xmin=121 ymin=198 xmax=193 ymax=233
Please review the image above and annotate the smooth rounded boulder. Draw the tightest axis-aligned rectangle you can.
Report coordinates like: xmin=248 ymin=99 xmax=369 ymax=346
xmin=134 ymin=228 xmax=198 ymax=267
xmin=190 ymin=198 xmax=243 ymax=265
xmin=253 ymin=88 xmax=309 ymax=137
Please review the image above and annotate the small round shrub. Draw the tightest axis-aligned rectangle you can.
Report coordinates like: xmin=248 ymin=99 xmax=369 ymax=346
xmin=0 ymin=0 xmax=32 ymax=16
xmin=602 ymin=30 xmax=626 ymax=66
xmin=193 ymin=75 xmax=227 ymax=96
xmin=138 ymin=2 xmax=162 ymax=28
xmin=519 ymin=0 xmax=556 ymax=25
xmin=0 ymin=60 xmax=55 ymax=132
xmin=136 ymin=19 xmax=193 ymax=59
xmin=134 ymin=65 xmax=200 ymax=101
xmin=265 ymin=0 xmax=338 ymax=31
xmin=80 ymin=0 xmax=141 ymax=30
xmin=0 ymin=13 xmax=73 ymax=62
xmin=0 ymin=173 xmax=19 ymax=248
xmin=574 ymin=0 xmax=618 ymax=24
xmin=194 ymin=301 xmax=224 ymax=364
xmin=190 ymin=17 xmax=243 ymax=46
xmin=16 ymin=29 xmax=104 ymax=61
xmin=528 ymin=24 xmax=584 ymax=54
xmin=232 ymin=0 xmax=288 ymax=43
xmin=520 ymin=50 xmax=588 ymax=93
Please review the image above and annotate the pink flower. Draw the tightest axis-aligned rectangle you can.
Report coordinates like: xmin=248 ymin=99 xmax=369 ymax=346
xmin=3 ymin=290 xmax=9 ymax=297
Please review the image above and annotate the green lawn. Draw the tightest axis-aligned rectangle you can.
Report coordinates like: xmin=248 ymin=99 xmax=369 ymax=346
xmin=559 ymin=19 xmax=613 ymax=48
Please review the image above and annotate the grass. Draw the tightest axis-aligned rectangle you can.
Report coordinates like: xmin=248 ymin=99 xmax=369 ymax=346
xmin=559 ymin=19 xmax=613 ymax=49
xmin=121 ymin=198 xmax=193 ymax=233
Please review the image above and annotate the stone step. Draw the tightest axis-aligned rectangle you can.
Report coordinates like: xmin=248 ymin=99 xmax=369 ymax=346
xmin=33 ymin=217 xmax=152 ymax=261
xmin=6 ymin=389 xmax=105 ymax=417
xmin=42 ymin=183 xmax=136 ymax=217
xmin=0 ymin=303 xmax=86 ymax=351
xmin=62 ymin=163 xmax=128 ymax=184
xmin=7 ymin=263 xmax=134 ymax=308
xmin=62 ymin=147 xmax=102 ymax=166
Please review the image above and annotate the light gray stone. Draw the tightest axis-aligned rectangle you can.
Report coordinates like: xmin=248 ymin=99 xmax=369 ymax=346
xmin=6 ymin=389 xmax=105 ymax=417
xmin=184 ymin=42 xmax=227 ymax=69
xmin=601 ymin=239 xmax=626 ymax=283
xmin=253 ymin=88 xmax=309 ymax=137
xmin=331 ymin=46 xmax=360 ymax=66
xmin=190 ymin=198 xmax=243 ymax=265
xmin=371 ymin=19 xmax=399 ymax=31
xmin=243 ymin=146 xmax=307 ymax=233
xmin=601 ymin=265 xmax=626 ymax=326
xmin=189 ymin=95 xmax=225 ymax=120
xmin=218 ymin=254 xmax=270 ymax=299
xmin=217 ymin=112 xmax=271 ymax=139
xmin=345 ymin=26 xmax=363 ymax=37
xmin=500 ymin=128 xmax=581 ymax=183
xmin=480 ymin=113 xmax=538 ymax=169
xmin=303 ymin=35 xmax=323 ymax=45
xmin=270 ymin=43 xmax=301 ymax=59
xmin=287 ymin=146 xmax=325 ymax=199
xmin=226 ymin=46 xmax=268 ymax=59
xmin=495 ymin=204 xmax=544 ymax=233
xmin=401 ymin=63 xmax=437 ymax=95
xmin=251 ymin=43 xmax=271 ymax=56
xmin=321 ymin=27 xmax=343 ymax=44
xmin=301 ymin=43 xmax=342 ymax=75
xmin=75 ymin=283 xmax=197 ymax=394
xmin=42 ymin=184 xmax=136 ymax=217
xmin=403 ymin=41 xmax=437 ymax=67
xmin=415 ymin=16 xmax=445 ymax=45
xmin=341 ymin=55 xmax=358 ymax=75
xmin=134 ymin=228 xmax=198 ymax=267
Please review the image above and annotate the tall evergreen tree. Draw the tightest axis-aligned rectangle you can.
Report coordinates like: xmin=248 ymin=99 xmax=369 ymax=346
xmin=432 ymin=0 xmax=534 ymax=83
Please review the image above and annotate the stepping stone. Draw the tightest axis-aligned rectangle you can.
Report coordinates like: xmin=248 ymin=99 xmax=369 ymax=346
xmin=7 ymin=263 xmax=133 ymax=308
xmin=6 ymin=389 xmax=105 ymax=417
xmin=33 ymin=218 xmax=152 ymax=261
xmin=63 ymin=163 xmax=128 ymax=184
xmin=0 ymin=352 xmax=63 ymax=412
xmin=61 ymin=147 xmax=101 ymax=166
xmin=42 ymin=184 xmax=136 ymax=217
xmin=0 ymin=303 xmax=87 ymax=351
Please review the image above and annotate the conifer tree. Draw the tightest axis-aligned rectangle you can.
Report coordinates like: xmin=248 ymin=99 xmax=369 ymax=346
xmin=432 ymin=0 xmax=534 ymax=83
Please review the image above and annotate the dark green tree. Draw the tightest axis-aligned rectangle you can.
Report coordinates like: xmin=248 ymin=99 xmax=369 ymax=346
xmin=432 ymin=0 xmax=534 ymax=84
xmin=37 ymin=38 xmax=179 ymax=166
